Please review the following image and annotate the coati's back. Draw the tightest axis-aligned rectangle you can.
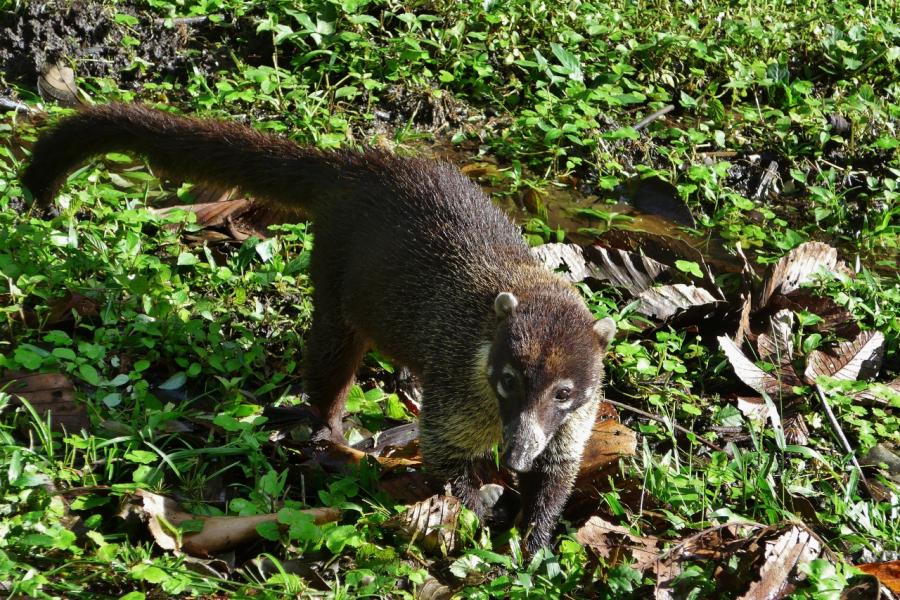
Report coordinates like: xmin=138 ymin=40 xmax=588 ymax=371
xmin=21 ymin=104 xmax=539 ymax=372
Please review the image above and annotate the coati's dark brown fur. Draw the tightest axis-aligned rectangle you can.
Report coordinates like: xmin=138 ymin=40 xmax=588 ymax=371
xmin=21 ymin=104 xmax=616 ymax=552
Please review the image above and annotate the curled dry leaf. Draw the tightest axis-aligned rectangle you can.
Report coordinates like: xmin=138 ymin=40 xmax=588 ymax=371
xmin=718 ymin=336 xmax=801 ymax=397
xmin=576 ymin=516 xmax=660 ymax=571
xmin=151 ymin=199 xmax=254 ymax=229
xmin=738 ymin=524 xmax=822 ymax=600
xmin=123 ymin=489 xmax=340 ymax=557
xmin=1 ymin=371 xmax=89 ymax=432
xmin=637 ymin=284 xmax=720 ymax=321
xmin=584 ymin=246 xmax=670 ymax=296
xmin=38 ymin=62 xmax=81 ymax=106
xmin=577 ymin=416 xmax=638 ymax=477
xmin=856 ymin=561 xmax=900 ymax=594
xmin=759 ymin=242 xmax=843 ymax=310
xmin=804 ymin=330 xmax=886 ymax=384
xmin=389 ymin=494 xmax=462 ymax=556
xmin=417 ymin=575 xmax=453 ymax=600
xmin=531 ymin=243 xmax=599 ymax=283
xmin=757 ymin=310 xmax=795 ymax=364
xmin=655 ymin=522 xmax=833 ymax=600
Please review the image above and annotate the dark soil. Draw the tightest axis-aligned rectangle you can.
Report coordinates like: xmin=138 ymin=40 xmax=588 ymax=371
xmin=0 ymin=1 xmax=188 ymax=87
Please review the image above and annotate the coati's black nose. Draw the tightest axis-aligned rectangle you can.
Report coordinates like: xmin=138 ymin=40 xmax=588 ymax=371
xmin=501 ymin=445 xmax=534 ymax=473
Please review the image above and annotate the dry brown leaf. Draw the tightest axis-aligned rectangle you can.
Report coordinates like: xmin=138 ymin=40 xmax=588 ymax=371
xmin=1 ymin=371 xmax=88 ymax=432
xmin=655 ymin=522 xmax=832 ymax=600
xmin=123 ymin=489 xmax=340 ymax=557
xmin=584 ymin=246 xmax=670 ymax=296
xmin=804 ymin=330 xmax=886 ymax=384
xmin=637 ymin=284 xmax=720 ymax=321
xmin=757 ymin=309 xmax=795 ymax=364
xmin=718 ymin=336 xmax=800 ymax=397
xmin=738 ymin=524 xmax=822 ymax=600
xmin=389 ymin=494 xmax=462 ymax=556
xmin=38 ymin=62 xmax=81 ymax=106
xmin=151 ymin=199 xmax=254 ymax=229
xmin=735 ymin=292 xmax=753 ymax=348
xmin=769 ymin=289 xmax=860 ymax=340
xmin=417 ymin=575 xmax=453 ymax=600
xmin=857 ymin=561 xmax=900 ymax=594
xmin=851 ymin=378 xmax=900 ymax=407
xmin=576 ymin=516 xmax=660 ymax=571
xmin=578 ymin=417 xmax=638 ymax=476
xmin=737 ymin=396 xmax=769 ymax=422
xmin=759 ymin=242 xmax=843 ymax=309
xmin=531 ymin=243 xmax=598 ymax=283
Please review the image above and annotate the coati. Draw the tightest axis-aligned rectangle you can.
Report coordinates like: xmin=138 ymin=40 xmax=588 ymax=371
xmin=21 ymin=104 xmax=616 ymax=552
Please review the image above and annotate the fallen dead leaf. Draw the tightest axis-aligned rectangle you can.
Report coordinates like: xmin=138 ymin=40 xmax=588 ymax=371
xmin=38 ymin=62 xmax=81 ymax=106
xmin=577 ymin=417 xmax=638 ymax=477
xmin=655 ymin=522 xmax=834 ymax=600
xmin=389 ymin=494 xmax=462 ymax=556
xmin=759 ymin=242 xmax=844 ymax=310
xmin=531 ymin=243 xmax=600 ymax=283
xmin=856 ymin=561 xmax=900 ymax=594
xmin=804 ymin=330 xmax=886 ymax=384
xmin=637 ymin=284 xmax=720 ymax=321
xmin=417 ymin=575 xmax=453 ymax=600
xmin=718 ymin=336 xmax=801 ymax=397
xmin=122 ymin=489 xmax=340 ymax=557
xmin=584 ymin=246 xmax=671 ymax=296
xmin=576 ymin=516 xmax=660 ymax=571
xmin=738 ymin=523 xmax=822 ymax=600
xmin=1 ymin=371 xmax=89 ymax=432
xmin=756 ymin=309 xmax=795 ymax=364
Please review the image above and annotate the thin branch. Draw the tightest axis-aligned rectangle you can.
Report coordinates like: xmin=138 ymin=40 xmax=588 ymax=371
xmin=815 ymin=384 xmax=873 ymax=497
xmin=603 ymin=397 xmax=724 ymax=453
xmin=633 ymin=104 xmax=674 ymax=131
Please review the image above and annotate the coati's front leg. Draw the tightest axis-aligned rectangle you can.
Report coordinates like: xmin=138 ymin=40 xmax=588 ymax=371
xmin=517 ymin=399 xmax=599 ymax=553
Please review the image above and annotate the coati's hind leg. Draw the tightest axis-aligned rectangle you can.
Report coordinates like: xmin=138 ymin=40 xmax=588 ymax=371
xmin=303 ymin=302 xmax=368 ymax=444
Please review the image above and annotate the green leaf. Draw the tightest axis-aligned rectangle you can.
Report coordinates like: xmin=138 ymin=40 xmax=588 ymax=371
xmin=78 ymin=363 xmax=100 ymax=386
xmin=675 ymin=260 xmax=704 ymax=278
xmin=158 ymin=372 xmax=186 ymax=391
xmin=325 ymin=524 xmax=361 ymax=554
xmin=256 ymin=520 xmax=281 ymax=541
xmin=177 ymin=252 xmax=199 ymax=266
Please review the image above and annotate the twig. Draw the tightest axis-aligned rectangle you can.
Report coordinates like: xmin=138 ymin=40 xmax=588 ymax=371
xmin=815 ymin=384 xmax=873 ymax=497
xmin=603 ymin=397 xmax=724 ymax=453
xmin=0 ymin=97 xmax=33 ymax=113
xmin=633 ymin=104 xmax=674 ymax=131
xmin=154 ymin=15 xmax=210 ymax=26
xmin=754 ymin=160 xmax=779 ymax=199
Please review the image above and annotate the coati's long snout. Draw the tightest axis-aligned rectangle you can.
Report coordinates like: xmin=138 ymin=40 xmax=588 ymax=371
xmin=501 ymin=414 xmax=548 ymax=472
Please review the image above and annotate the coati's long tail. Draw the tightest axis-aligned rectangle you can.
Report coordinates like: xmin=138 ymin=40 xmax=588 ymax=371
xmin=21 ymin=103 xmax=363 ymax=210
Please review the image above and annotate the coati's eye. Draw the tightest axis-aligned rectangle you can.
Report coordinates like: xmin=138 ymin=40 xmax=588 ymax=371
xmin=501 ymin=372 xmax=517 ymax=391
xmin=554 ymin=386 xmax=573 ymax=401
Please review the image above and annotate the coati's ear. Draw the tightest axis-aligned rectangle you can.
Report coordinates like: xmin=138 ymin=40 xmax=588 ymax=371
xmin=593 ymin=317 xmax=616 ymax=352
xmin=494 ymin=292 xmax=518 ymax=318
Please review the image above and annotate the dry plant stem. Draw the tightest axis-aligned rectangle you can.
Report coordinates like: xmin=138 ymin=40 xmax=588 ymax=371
xmin=603 ymin=398 xmax=723 ymax=453
xmin=633 ymin=105 xmax=675 ymax=131
xmin=815 ymin=383 xmax=873 ymax=497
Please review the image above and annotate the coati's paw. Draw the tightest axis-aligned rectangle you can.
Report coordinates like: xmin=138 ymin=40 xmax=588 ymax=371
xmin=476 ymin=484 xmax=518 ymax=530
xmin=478 ymin=483 xmax=504 ymax=508
xmin=310 ymin=423 xmax=346 ymax=445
